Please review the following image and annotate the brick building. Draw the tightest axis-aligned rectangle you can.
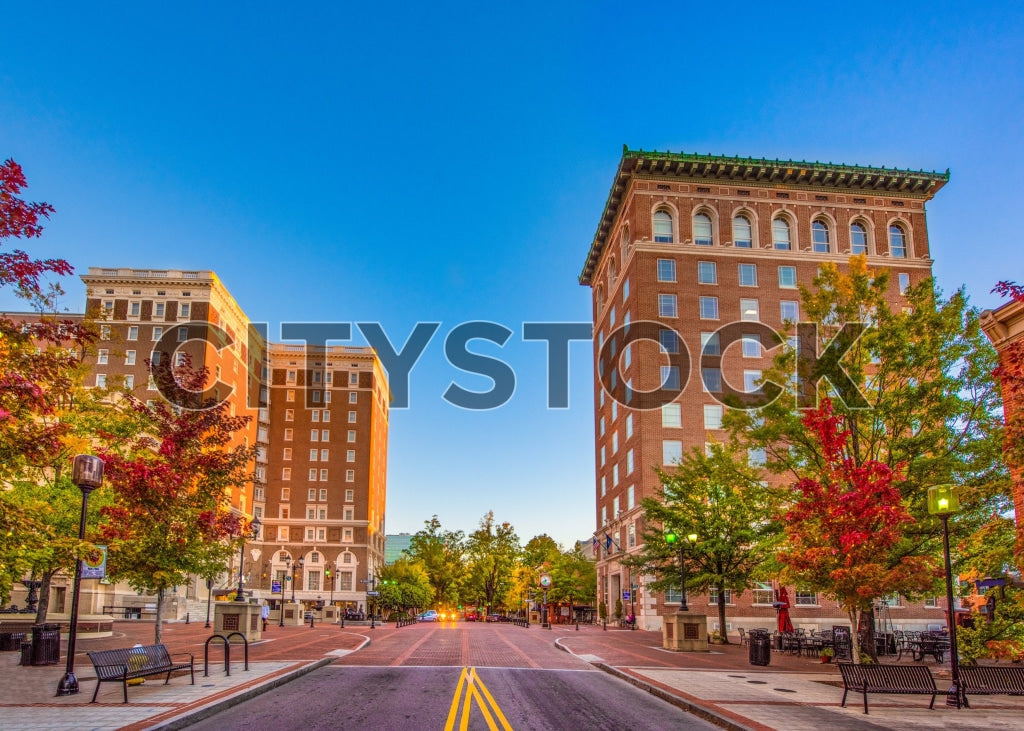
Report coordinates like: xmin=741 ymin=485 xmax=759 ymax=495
xmin=7 ymin=268 xmax=389 ymax=619
xmin=580 ymin=148 xmax=952 ymax=634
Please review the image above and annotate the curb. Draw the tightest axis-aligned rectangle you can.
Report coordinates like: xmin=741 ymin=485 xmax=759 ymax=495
xmin=554 ymin=637 xmax=757 ymax=731
xmin=144 ymin=653 xmax=342 ymax=730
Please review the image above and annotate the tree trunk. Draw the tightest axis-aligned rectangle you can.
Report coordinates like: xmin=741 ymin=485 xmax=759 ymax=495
xmin=861 ymin=605 xmax=879 ymax=663
xmin=154 ymin=588 xmax=165 ymax=645
xmin=849 ymin=609 xmax=861 ymax=664
xmin=717 ymin=581 xmax=730 ymax=643
xmin=34 ymin=571 xmax=55 ymax=624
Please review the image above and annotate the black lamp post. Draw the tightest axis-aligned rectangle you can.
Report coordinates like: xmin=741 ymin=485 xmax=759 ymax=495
xmin=56 ymin=454 xmax=104 ymax=697
xmin=928 ymin=485 xmax=968 ymax=709
xmin=665 ymin=530 xmax=698 ymax=612
xmin=291 ymin=556 xmax=304 ymax=602
xmin=279 ymin=557 xmax=291 ymax=627
xmin=235 ymin=517 xmax=261 ymax=602
xmin=205 ymin=578 xmax=214 ymax=628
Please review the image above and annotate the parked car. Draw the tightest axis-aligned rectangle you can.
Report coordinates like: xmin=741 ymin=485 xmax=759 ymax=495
xmin=464 ymin=611 xmax=479 ymax=622
xmin=485 ymin=613 xmax=503 ymax=622
xmin=418 ymin=610 xmax=439 ymax=622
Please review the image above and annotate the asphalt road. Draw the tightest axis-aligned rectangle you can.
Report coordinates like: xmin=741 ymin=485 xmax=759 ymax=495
xmin=186 ymin=622 xmax=718 ymax=730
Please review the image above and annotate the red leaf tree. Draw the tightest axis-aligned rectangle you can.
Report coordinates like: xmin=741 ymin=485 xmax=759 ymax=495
xmin=779 ymin=399 xmax=939 ymax=661
xmin=98 ymin=357 xmax=256 ymax=644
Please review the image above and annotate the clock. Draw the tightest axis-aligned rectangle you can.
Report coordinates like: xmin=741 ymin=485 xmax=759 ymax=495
xmin=539 ymin=573 xmax=552 ymax=588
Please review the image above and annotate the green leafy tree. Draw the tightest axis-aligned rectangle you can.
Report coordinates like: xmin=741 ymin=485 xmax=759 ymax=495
xmin=726 ymin=257 xmax=1008 ymax=655
xmin=548 ymin=542 xmax=596 ymax=622
xmin=623 ymin=442 xmax=780 ymax=642
xmin=406 ymin=515 xmax=466 ymax=607
xmin=464 ymin=511 xmax=520 ymax=613
xmin=98 ymin=357 xmax=256 ymax=644
xmin=378 ymin=558 xmax=432 ymax=613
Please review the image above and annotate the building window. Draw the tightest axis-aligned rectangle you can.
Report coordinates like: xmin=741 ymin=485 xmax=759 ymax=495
xmin=320 ymin=469 xmax=328 ymax=481
xmin=346 ymin=449 xmax=355 ymax=462
xmin=348 ymin=391 xmax=357 ymax=404
xmin=659 ymin=328 xmax=679 ymax=354
xmin=699 ymin=296 xmax=718 ymax=320
xmin=125 ymin=350 xmax=136 ymax=365
xmin=703 ymin=404 xmax=723 ymax=430
xmin=626 ymin=450 xmax=634 ymax=475
xmin=175 ymin=352 xmax=186 ymax=366
xmin=738 ymin=263 xmax=757 ymax=287
xmin=347 ymin=430 xmax=356 ymax=443
xmin=346 ymin=469 xmax=355 ymax=482
xmin=780 ymin=300 xmax=799 ymax=322
xmin=283 ymin=448 xmax=292 ymax=461
xmin=733 ymin=215 xmax=753 ymax=248
xmin=741 ymin=334 xmax=760 ymax=358
xmin=697 ymin=261 xmax=717 ymax=284
xmin=778 ymin=266 xmax=797 ymax=288
xmin=343 ymin=528 xmax=353 ymax=543
xmin=924 ymin=596 xmax=938 ymax=608
xmin=812 ymin=220 xmax=831 ymax=253
xmin=319 ymin=488 xmax=327 ymax=500
xmin=795 ymin=591 xmax=818 ymax=606
xmin=100 ymin=325 xmax=110 ymax=340
xmin=627 ymin=523 xmax=636 ymax=547
xmin=127 ymin=326 xmax=139 ymax=341
xmin=284 ymin=429 xmax=293 ymax=441
xmin=177 ymin=327 xmax=187 ymax=342
xmin=626 ymin=484 xmax=635 ymax=509
xmin=702 ymin=366 xmax=722 ymax=393
xmin=889 ymin=224 xmax=907 ymax=258
xmin=97 ymin=349 xmax=109 ymax=365
xmin=309 ymin=449 xmax=318 ymax=461
xmin=282 ymin=468 xmax=291 ymax=481
xmin=751 ymin=582 xmax=774 ymax=604
xmin=287 ymin=389 xmax=295 ymax=402
xmin=612 ymin=432 xmax=618 ymax=453
xmin=345 ymin=489 xmax=354 ymax=502
xmin=344 ymin=508 xmax=354 ymax=520
xmin=323 ymin=410 xmax=331 ymax=421
xmin=657 ymin=259 xmax=676 ymax=282
xmin=662 ymin=403 xmax=681 ymax=428
xmin=612 ymin=464 xmax=619 ymax=486
xmin=95 ymin=373 xmax=107 ymax=388
xmin=748 ymin=447 xmax=767 ymax=467
xmin=309 ymin=468 xmax=318 ymax=480
xmin=693 ymin=212 xmax=713 ymax=246
xmin=310 ymin=429 xmax=318 ymax=442
xmin=348 ymin=411 xmax=356 ymax=423
xmin=743 ymin=370 xmax=762 ymax=393
xmin=661 ymin=365 xmax=680 ymax=390
xmin=152 ymin=326 xmax=163 ymax=341
xmin=665 ymin=588 xmax=682 ymax=603
xmin=340 ymin=572 xmax=353 ymax=591
xmin=740 ymin=298 xmax=759 ymax=321
xmin=850 ymin=222 xmax=868 ymax=255
xmin=321 ymin=430 xmax=330 ymax=442
xmin=701 ymin=331 xmax=720 ymax=356
xmin=658 ymin=294 xmax=677 ymax=318
xmin=179 ymin=302 xmax=191 ymax=319
xmin=278 ymin=526 xmax=289 ymax=541
xmin=285 ymin=409 xmax=294 ymax=421
xmin=709 ymin=588 xmax=732 ymax=605
xmin=898 ymin=272 xmax=910 ymax=294
xmin=653 ymin=210 xmax=673 ymax=243
xmin=308 ymin=488 xmax=316 ymax=500
xmin=625 ymin=414 xmax=633 ymax=439
xmin=129 ymin=301 xmax=140 ymax=317
xmin=663 ymin=440 xmax=682 ymax=465
xmin=772 ymin=218 xmax=792 ymax=250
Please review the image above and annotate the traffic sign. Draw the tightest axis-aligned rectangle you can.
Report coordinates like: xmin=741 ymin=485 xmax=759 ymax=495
xmin=366 ymin=591 xmax=380 ymax=596
xmin=271 ymin=580 xmax=282 ymax=593
xmin=622 ymin=590 xmax=631 ymax=600
xmin=359 ymin=579 xmax=372 ymax=584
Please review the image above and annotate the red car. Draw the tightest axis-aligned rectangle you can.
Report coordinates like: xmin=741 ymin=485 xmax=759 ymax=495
xmin=464 ymin=611 xmax=479 ymax=622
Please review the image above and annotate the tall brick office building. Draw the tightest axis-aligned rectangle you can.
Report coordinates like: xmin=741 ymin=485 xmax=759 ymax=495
xmin=580 ymin=148 xmax=951 ymax=633
xmin=21 ymin=268 xmax=391 ymax=618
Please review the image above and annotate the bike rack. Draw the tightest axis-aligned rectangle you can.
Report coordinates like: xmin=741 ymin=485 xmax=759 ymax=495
xmin=203 ymin=632 xmax=250 ymax=677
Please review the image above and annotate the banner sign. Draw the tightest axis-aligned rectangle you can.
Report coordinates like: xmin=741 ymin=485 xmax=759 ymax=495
xmin=81 ymin=545 xmax=107 ymax=579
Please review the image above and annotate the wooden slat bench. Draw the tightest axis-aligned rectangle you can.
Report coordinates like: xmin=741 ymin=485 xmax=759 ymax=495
xmin=87 ymin=644 xmax=195 ymax=703
xmin=838 ymin=662 xmax=937 ymax=714
xmin=961 ymin=665 xmax=1024 ymax=697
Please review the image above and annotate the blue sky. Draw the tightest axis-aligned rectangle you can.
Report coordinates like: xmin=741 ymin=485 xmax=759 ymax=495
xmin=3 ymin=3 xmax=1023 ymax=548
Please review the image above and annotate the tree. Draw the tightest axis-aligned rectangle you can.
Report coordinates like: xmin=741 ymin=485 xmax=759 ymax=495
xmin=378 ymin=558 xmax=432 ymax=614
xmin=464 ymin=512 xmax=520 ymax=613
xmin=406 ymin=516 xmax=466 ymax=607
xmin=623 ymin=443 xmax=780 ymax=642
xmin=779 ymin=399 xmax=939 ymax=662
xmin=726 ymin=257 xmax=1008 ymax=655
xmin=0 ymin=158 xmax=95 ymax=605
xmin=548 ymin=543 xmax=596 ymax=623
xmin=503 ymin=534 xmax=563 ymax=613
xmin=98 ymin=357 xmax=255 ymax=644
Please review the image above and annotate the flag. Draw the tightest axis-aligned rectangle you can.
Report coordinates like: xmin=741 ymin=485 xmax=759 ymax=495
xmin=605 ymin=533 xmax=613 ymax=550
xmin=591 ymin=536 xmax=598 ymax=550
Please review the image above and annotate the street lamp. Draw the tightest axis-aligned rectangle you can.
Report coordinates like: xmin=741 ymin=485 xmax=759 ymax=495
xmin=665 ymin=530 xmax=698 ymax=613
xmin=205 ymin=578 xmax=214 ymax=628
xmin=234 ymin=517 xmax=261 ymax=602
xmin=56 ymin=454 xmax=104 ymax=697
xmin=291 ymin=556 xmax=304 ymax=602
xmin=928 ymin=485 xmax=967 ymax=709
xmin=279 ymin=556 xmax=291 ymax=627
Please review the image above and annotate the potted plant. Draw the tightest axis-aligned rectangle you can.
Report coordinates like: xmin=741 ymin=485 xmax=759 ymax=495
xmin=820 ymin=647 xmax=834 ymax=663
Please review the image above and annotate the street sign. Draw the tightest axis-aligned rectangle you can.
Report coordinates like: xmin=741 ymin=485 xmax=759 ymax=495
xmin=271 ymin=580 xmax=282 ymax=593
xmin=359 ymin=579 xmax=372 ymax=584
xmin=366 ymin=591 xmax=380 ymax=596
xmin=622 ymin=590 xmax=631 ymax=600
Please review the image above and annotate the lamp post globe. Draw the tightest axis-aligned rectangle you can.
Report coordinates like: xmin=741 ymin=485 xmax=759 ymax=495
xmin=57 ymin=455 xmax=104 ymax=697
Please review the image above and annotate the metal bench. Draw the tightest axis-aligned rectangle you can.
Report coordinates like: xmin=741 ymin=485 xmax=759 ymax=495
xmin=87 ymin=644 xmax=195 ymax=703
xmin=961 ymin=665 xmax=1024 ymax=697
xmin=838 ymin=662 xmax=937 ymax=714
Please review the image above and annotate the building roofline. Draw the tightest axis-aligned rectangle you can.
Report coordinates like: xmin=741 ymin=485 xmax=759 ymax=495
xmin=579 ymin=146 xmax=950 ymax=285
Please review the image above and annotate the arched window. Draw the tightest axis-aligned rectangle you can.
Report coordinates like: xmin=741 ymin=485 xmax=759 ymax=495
xmin=653 ymin=210 xmax=673 ymax=243
xmin=812 ymin=220 xmax=831 ymax=253
xmin=772 ymin=218 xmax=792 ymax=250
xmin=694 ymin=213 xmax=713 ymax=246
xmin=733 ymin=215 xmax=752 ymax=248
xmin=889 ymin=224 xmax=907 ymax=258
xmin=850 ymin=222 xmax=868 ymax=255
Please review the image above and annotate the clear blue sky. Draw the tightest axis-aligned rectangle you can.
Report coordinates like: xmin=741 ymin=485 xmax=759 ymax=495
xmin=3 ymin=3 xmax=1022 ymax=548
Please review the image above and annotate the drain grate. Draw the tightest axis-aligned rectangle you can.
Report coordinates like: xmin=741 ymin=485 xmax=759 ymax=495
xmin=774 ymin=688 xmax=797 ymax=693
xmin=746 ymin=680 xmax=768 ymax=684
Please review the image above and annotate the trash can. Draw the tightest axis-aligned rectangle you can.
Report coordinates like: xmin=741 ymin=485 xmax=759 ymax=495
xmin=30 ymin=623 xmax=61 ymax=665
xmin=1 ymin=631 xmax=26 ymax=651
xmin=748 ymin=629 xmax=771 ymax=666
xmin=20 ymin=641 xmax=33 ymax=666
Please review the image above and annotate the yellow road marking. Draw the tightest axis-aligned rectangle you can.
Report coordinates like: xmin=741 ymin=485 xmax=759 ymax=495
xmin=444 ymin=666 xmax=512 ymax=731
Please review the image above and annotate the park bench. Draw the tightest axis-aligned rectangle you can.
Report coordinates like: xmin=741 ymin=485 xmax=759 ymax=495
xmin=838 ymin=662 xmax=937 ymax=714
xmin=961 ymin=665 xmax=1024 ymax=697
xmin=87 ymin=644 xmax=195 ymax=703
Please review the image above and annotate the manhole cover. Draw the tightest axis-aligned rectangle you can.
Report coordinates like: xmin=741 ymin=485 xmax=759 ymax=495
xmin=746 ymin=680 xmax=768 ymax=684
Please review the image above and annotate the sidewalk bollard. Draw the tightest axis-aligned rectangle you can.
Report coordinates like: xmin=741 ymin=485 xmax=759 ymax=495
xmin=185 ymin=613 xmax=190 ymax=625
xmin=310 ymin=614 xmax=315 ymax=629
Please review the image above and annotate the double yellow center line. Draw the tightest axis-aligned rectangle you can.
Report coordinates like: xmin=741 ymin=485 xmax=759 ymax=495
xmin=444 ymin=667 xmax=512 ymax=731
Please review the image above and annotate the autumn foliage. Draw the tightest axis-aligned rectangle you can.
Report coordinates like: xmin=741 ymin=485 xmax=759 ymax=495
xmin=779 ymin=399 xmax=939 ymax=647
xmin=991 ymin=280 xmax=1024 ymax=568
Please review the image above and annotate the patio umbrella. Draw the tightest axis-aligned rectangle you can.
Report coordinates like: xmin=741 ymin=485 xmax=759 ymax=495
xmin=777 ymin=587 xmax=794 ymax=633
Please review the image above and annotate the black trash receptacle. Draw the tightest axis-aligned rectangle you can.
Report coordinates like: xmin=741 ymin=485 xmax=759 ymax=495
xmin=30 ymin=623 xmax=61 ymax=665
xmin=20 ymin=641 xmax=33 ymax=666
xmin=748 ymin=629 xmax=771 ymax=666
